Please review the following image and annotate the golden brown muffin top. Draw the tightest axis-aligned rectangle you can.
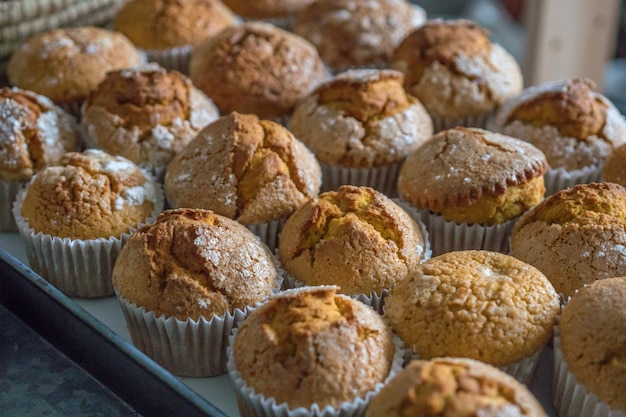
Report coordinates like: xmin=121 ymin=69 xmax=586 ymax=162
xmin=7 ymin=26 xmax=144 ymax=104
xmin=114 ymin=0 xmax=238 ymax=49
xmin=293 ymin=0 xmax=426 ymax=72
xmin=278 ymin=185 xmax=427 ymax=295
xmin=602 ymin=143 xmax=626 ymax=186
xmin=81 ymin=63 xmax=219 ymax=172
xmin=365 ymin=357 xmax=547 ymax=417
xmin=112 ymin=208 xmax=278 ymax=320
xmin=383 ymin=250 xmax=560 ymax=366
xmin=0 ymin=87 xmax=79 ymax=182
xmin=287 ymin=68 xmax=433 ymax=167
xmin=560 ymin=277 xmax=626 ymax=411
xmin=398 ymin=127 xmax=548 ymax=214
xmin=20 ymin=149 xmax=159 ymax=240
xmin=391 ymin=19 xmax=523 ymax=118
xmin=222 ymin=0 xmax=314 ymax=18
xmin=490 ymin=78 xmax=626 ymax=170
xmin=164 ymin=112 xmax=321 ymax=225
xmin=189 ymin=21 xmax=329 ymax=119
xmin=510 ymin=182 xmax=626 ymax=297
xmin=232 ymin=286 xmax=395 ymax=409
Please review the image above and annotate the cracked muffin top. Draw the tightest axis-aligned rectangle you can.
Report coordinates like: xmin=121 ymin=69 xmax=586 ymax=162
xmin=383 ymin=250 xmax=560 ymax=366
xmin=112 ymin=208 xmax=279 ymax=321
xmin=164 ymin=112 xmax=321 ymax=225
xmin=287 ymin=68 xmax=433 ymax=168
xmin=293 ymin=0 xmax=427 ymax=72
xmin=82 ymin=63 xmax=219 ymax=176
xmin=559 ymin=277 xmax=626 ymax=411
xmin=490 ymin=78 xmax=626 ymax=171
xmin=0 ymin=87 xmax=80 ymax=182
xmin=510 ymin=182 xmax=626 ymax=297
xmin=391 ymin=19 xmax=523 ymax=119
xmin=7 ymin=26 xmax=144 ymax=105
xmin=365 ymin=357 xmax=547 ymax=417
xmin=278 ymin=185 xmax=427 ymax=295
xmin=114 ymin=0 xmax=238 ymax=50
xmin=397 ymin=127 xmax=548 ymax=225
xmin=231 ymin=286 xmax=395 ymax=409
xmin=189 ymin=21 xmax=329 ymax=119
xmin=19 ymin=149 xmax=161 ymax=240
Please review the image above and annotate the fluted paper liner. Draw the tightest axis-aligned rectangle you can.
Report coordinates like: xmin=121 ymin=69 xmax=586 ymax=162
xmin=543 ymin=165 xmax=601 ymax=197
xmin=320 ymin=162 xmax=402 ymax=197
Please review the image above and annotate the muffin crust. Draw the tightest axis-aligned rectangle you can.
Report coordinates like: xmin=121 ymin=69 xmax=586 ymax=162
xmin=232 ymin=286 xmax=395 ymax=409
xmin=112 ymin=208 xmax=279 ymax=320
xmin=383 ymin=250 xmax=560 ymax=366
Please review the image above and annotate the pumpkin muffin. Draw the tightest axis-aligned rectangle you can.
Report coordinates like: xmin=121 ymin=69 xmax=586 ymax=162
xmin=398 ymin=126 xmax=548 ymax=255
xmin=13 ymin=149 xmax=163 ymax=297
xmin=112 ymin=208 xmax=281 ymax=376
xmin=228 ymin=286 xmax=401 ymax=416
xmin=509 ymin=182 xmax=626 ymax=298
xmin=288 ymin=68 xmax=433 ymax=196
xmin=391 ymin=19 xmax=523 ymax=131
xmin=383 ymin=250 xmax=560 ymax=384
xmin=0 ymin=86 xmax=80 ymax=231
xmin=554 ymin=277 xmax=626 ymax=416
xmin=7 ymin=26 xmax=144 ymax=116
xmin=489 ymin=78 xmax=626 ymax=195
xmin=278 ymin=185 xmax=428 ymax=311
xmin=164 ymin=112 xmax=321 ymax=249
xmin=82 ymin=63 xmax=219 ymax=179
xmin=365 ymin=358 xmax=547 ymax=417
xmin=293 ymin=0 xmax=427 ymax=72
xmin=189 ymin=21 xmax=329 ymax=121
xmin=114 ymin=0 xmax=238 ymax=73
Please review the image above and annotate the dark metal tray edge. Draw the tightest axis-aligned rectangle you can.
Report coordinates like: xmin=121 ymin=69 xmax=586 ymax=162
xmin=0 ymin=248 xmax=228 ymax=417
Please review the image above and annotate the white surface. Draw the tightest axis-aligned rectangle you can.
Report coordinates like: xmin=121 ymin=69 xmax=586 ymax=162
xmin=0 ymin=231 xmax=557 ymax=416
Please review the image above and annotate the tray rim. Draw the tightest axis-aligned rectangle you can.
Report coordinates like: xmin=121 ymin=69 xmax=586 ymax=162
xmin=0 ymin=247 xmax=229 ymax=417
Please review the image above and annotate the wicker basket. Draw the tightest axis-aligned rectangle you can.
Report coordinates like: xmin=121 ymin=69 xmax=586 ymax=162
xmin=0 ymin=0 xmax=127 ymax=79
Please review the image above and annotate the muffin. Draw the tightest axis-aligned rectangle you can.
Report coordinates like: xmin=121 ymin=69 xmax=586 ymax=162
xmin=602 ymin=142 xmax=626 ymax=186
xmin=554 ymin=277 xmax=626 ymax=415
xmin=7 ymin=26 xmax=144 ymax=117
xmin=293 ymin=0 xmax=426 ymax=73
xmin=383 ymin=250 xmax=560 ymax=384
xmin=12 ymin=149 xmax=163 ymax=297
xmin=228 ymin=286 xmax=402 ymax=416
xmin=397 ymin=126 xmax=548 ymax=255
xmin=189 ymin=21 xmax=329 ymax=121
xmin=81 ymin=63 xmax=220 ymax=179
xmin=277 ymin=185 xmax=429 ymax=311
xmin=391 ymin=19 xmax=523 ymax=132
xmin=365 ymin=357 xmax=548 ymax=417
xmin=164 ymin=112 xmax=321 ymax=249
xmin=112 ymin=208 xmax=281 ymax=377
xmin=0 ymin=87 xmax=80 ymax=231
xmin=287 ymin=68 xmax=433 ymax=196
xmin=489 ymin=78 xmax=626 ymax=195
xmin=114 ymin=0 xmax=238 ymax=73
xmin=510 ymin=182 xmax=626 ymax=298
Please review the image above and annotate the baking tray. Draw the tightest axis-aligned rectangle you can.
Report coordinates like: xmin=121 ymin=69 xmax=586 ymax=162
xmin=0 ymin=233 xmax=232 ymax=417
xmin=0 ymin=231 xmax=558 ymax=416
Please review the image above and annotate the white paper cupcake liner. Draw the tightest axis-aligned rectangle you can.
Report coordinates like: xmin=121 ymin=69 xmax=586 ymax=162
xmin=0 ymin=179 xmax=25 ymax=232
xmin=142 ymin=45 xmax=193 ymax=75
xmin=11 ymin=179 xmax=164 ymax=298
xmin=280 ymin=202 xmax=430 ymax=313
xmin=543 ymin=165 xmax=602 ymax=196
xmin=247 ymin=217 xmax=287 ymax=253
xmin=416 ymin=208 xmax=514 ymax=256
xmin=553 ymin=325 xmax=625 ymax=417
xmin=431 ymin=113 xmax=491 ymax=133
xmin=227 ymin=327 xmax=406 ymax=417
xmin=320 ymin=162 xmax=402 ymax=197
xmin=116 ymin=295 xmax=257 ymax=377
